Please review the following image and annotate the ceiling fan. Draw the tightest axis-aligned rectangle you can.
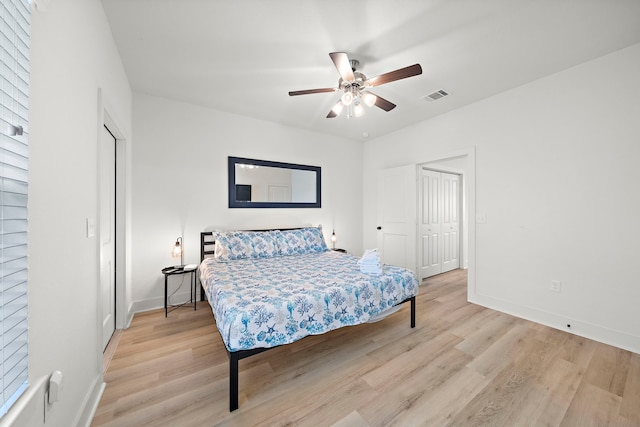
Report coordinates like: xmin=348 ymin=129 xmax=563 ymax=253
xmin=289 ymin=52 xmax=422 ymax=119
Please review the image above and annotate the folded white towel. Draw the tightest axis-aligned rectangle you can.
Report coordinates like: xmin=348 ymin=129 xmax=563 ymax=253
xmin=358 ymin=249 xmax=379 ymax=263
xmin=361 ymin=265 xmax=382 ymax=274
xmin=360 ymin=248 xmax=378 ymax=258
xmin=359 ymin=248 xmax=382 ymax=274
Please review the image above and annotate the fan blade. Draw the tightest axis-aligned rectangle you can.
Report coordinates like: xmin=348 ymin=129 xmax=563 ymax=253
xmin=326 ymin=101 xmax=344 ymax=118
xmin=329 ymin=52 xmax=355 ymax=83
xmin=365 ymin=64 xmax=422 ymax=87
xmin=289 ymin=88 xmax=336 ymax=96
xmin=365 ymin=91 xmax=396 ymax=112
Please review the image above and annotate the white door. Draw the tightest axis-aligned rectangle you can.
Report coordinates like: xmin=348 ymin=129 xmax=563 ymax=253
xmin=419 ymin=169 xmax=442 ymax=278
xmin=100 ymin=125 xmax=116 ymax=351
xmin=377 ymin=165 xmax=417 ymax=272
xmin=418 ymin=169 xmax=460 ymax=280
xmin=441 ymin=173 xmax=460 ymax=273
xmin=268 ymin=185 xmax=291 ymax=202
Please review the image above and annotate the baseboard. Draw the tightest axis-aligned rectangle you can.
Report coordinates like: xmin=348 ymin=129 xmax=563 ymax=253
xmin=73 ymin=375 xmax=105 ymax=427
xmin=125 ymin=302 xmax=135 ymax=328
xmin=468 ymin=292 xmax=640 ymax=355
xmin=129 ymin=290 xmax=194 ymax=316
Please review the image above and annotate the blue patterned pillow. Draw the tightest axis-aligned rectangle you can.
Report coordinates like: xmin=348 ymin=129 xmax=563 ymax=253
xmin=244 ymin=231 xmax=280 ymax=258
xmin=276 ymin=227 xmax=328 ymax=255
xmin=213 ymin=232 xmax=249 ymax=260
xmin=214 ymin=231 xmax=280 ymax=260
xmin=213 ymin=237 xmax=230 ymax=260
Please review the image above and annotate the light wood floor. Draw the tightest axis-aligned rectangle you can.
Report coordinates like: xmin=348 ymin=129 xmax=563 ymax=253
xmin=92 ymin=269 xmax=640 ymax=426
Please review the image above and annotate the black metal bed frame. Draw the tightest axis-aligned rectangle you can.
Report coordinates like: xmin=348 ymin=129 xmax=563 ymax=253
xmin=199 ymin=230 xmax=417 ymax=411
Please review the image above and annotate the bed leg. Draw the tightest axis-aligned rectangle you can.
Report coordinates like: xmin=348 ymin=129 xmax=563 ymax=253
xmin=230 ymin=352 xmax=239 ymax=411
xmin=410 ymin=296 xmax=416 ymax=328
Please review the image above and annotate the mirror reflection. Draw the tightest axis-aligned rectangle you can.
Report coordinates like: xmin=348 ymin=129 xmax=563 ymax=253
xmin=228 ymin=157 xmax=321 ymax=208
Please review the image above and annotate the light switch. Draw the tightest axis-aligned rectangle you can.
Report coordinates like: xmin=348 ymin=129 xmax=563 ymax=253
xmin=86 ymin=218 xmax=95 ymax=238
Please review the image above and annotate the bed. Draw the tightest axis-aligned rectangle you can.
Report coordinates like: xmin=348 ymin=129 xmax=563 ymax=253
xmin=198 ymin=226 xmax=419 ymax=411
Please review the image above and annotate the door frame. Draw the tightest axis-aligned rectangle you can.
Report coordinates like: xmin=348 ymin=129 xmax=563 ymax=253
xmin=99 ymin=124 xmax=117 ymax=351
xmin=97 ymin=89 xmax=128 ymax=359
xmin=416 ymin=147 xmax=476 ymax=296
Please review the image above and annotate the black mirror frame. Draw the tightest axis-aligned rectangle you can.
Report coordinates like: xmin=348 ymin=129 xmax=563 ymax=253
xmin=228 ymin=156 xmax=322 ymax=208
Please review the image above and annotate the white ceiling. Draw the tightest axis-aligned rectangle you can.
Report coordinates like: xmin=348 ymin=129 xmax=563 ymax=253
xmin=101 ymin=0 xmax=640 ymax=142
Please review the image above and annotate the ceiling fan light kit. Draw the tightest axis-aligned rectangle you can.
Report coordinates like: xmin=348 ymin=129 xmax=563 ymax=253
xmin=362 ymin=92 xmax=377 ymax=107
xmin=289 ymin=52 xmax=422 ymax=119
xmin=341 ymin=90 xmax=354 ymax=106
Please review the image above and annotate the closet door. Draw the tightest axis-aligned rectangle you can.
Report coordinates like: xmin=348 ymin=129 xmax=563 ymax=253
xmin=419 ymin=169 xmax=442 ymax=278
xmin=441 ymin=173 xmax=460 ymax=273
xmin=419 ymin=169 xmax=460 ymax=279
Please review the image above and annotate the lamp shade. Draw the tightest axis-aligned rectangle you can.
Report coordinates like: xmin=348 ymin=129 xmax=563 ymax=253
xmin=353 ymin=102 xmax=365 ymax=117
xmin=362 ymin=92 xmax=377 ymax=107
xmin=172 ymin=237 xmax=184 ymax=266
xmin=341 ymin=91 xmax=354 ymax=106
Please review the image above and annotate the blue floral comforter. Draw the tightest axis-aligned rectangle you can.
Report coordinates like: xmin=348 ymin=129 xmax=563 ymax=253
xmin=199 ymin=250 xmax=419 ymax=352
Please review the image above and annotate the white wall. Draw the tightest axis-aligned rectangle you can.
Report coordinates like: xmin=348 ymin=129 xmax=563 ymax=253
xmin=363 ymin=43 xmax=640 ymax=354
xmin=28 ymin=0 xmax=132 ymax=425
xmin=131 ymin=93 xmax=363 ymax=311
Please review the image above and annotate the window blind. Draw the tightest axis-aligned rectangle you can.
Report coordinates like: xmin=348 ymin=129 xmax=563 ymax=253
xmin=0 ymin=0 xmax=30 ymax=418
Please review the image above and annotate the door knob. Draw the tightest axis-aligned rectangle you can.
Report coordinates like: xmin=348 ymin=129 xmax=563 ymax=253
xmin=376 ymin=226 xmax=382 ymax=230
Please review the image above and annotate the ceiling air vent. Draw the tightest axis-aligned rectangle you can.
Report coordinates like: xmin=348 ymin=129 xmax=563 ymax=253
xmin=423 ymin=89 xmax=449 ymax=102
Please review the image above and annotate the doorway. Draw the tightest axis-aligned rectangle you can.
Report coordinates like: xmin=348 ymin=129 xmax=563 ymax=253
xmin=100 ymin=125 xmax=116 ymax=351
xmin=98 ymin=91 xmax=128 ymax=357
xmin=376 ymin=148 xmax=475 ymax=291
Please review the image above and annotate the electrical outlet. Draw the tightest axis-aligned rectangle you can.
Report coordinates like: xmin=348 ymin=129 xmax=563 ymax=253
xmin=550 ymin=280 xmax=561 ymax=293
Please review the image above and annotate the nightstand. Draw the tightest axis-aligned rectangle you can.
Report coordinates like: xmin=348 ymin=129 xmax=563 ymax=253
xmin=162 ymin=265 xmax=197 ymax=317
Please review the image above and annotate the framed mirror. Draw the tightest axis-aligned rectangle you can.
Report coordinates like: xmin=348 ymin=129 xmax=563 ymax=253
xmin=228 ymin=156 xmax=321 ymax=208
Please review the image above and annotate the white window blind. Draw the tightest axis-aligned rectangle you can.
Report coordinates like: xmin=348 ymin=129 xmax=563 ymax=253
xmin=0 ymin=0 xmax=30 ymax=418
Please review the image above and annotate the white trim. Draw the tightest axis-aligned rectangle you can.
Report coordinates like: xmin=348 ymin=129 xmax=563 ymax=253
xmin=0 ymin=376 xmax=47 ymax=427
xmin=129 ymin=291 xmax=196 ymax=316
xmin=72 ymin=376 xmax=105 ymax=427
xmin=420 ymin=164 xmax=465 ymax=175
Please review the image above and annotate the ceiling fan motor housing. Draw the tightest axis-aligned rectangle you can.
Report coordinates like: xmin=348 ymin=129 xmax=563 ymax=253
xmin=339 ymin=71 xmax=367 ymax=92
